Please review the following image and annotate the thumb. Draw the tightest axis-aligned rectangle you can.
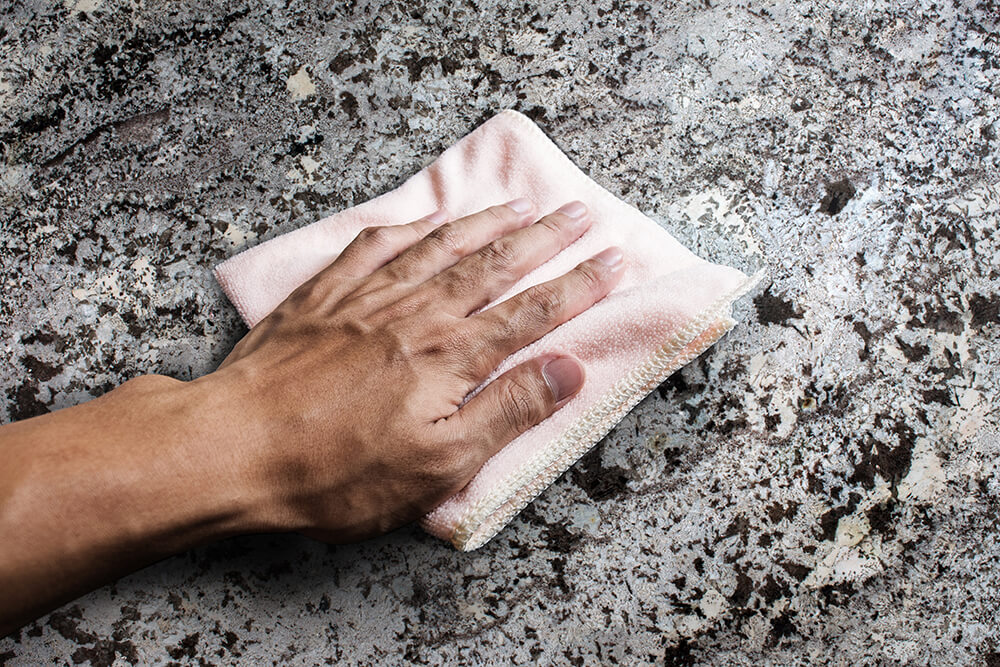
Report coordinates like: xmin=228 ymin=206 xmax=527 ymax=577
xmin=451 ymin=355 xmax=585 ymax=460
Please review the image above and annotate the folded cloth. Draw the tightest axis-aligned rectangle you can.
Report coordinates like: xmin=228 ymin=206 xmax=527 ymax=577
xmin=213 ymin=109 xmax=763 ymax=551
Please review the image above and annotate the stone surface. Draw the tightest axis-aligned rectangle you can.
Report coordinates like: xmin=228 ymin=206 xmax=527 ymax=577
xmin=2 ymin=0 xmax=999 ymax=664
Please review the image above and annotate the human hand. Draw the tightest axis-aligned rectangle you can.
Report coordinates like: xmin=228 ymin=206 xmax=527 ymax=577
xmin=0 ymin=198 xmax=624 ymax=633
xmin=209 ymin=199 xmax=625 ymax=542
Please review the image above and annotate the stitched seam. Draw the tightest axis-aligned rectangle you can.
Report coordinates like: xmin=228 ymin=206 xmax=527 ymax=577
xmin=458 ymin=321 xmax=733 ymax=550
xmin=436 ymin=109 xmax=761 ymax=550
xmin=445 ymin=268 xmax=765 ymax=550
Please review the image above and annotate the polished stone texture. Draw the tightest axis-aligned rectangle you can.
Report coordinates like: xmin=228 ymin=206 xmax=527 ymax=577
xmin=2 ymin=0 xmax=999 ymax=664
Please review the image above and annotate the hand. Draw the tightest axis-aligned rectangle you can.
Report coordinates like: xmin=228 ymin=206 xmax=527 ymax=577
xmin=0 ymin=198 xmax=625 ymax=634
xmin=210 ymin=198 xmax=625 ymax=542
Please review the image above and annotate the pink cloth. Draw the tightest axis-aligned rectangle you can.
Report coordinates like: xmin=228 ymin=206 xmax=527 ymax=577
xmin=214 ymin=110 xmax=762 ymax=550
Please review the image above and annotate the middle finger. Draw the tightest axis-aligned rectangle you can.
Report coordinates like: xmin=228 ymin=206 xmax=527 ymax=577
xmin=422 ymin=200 xmax=593 ymax=317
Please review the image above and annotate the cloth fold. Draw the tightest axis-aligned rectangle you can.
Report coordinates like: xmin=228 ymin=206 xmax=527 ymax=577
xmin=213 ymin=110 xmax=763 ymax=551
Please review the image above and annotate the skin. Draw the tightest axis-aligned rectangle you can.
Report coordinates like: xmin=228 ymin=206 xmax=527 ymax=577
xmin=0 ymin=198 xmax=624 ymax=637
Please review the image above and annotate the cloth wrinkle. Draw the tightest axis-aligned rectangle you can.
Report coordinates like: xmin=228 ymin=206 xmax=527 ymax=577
xmin=213 ymin=110 xmax=762 ymax=550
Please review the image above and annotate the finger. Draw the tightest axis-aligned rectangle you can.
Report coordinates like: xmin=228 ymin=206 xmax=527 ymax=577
xmin=425 ymin=200 xmax=592 ymax=316
xmin=370 ymin=198 xmax=537 ymax=286
xmin=330 ymin=209 xmax=450 ymax=277
xmin=448 ymin=355 xmax=585 ymax=459
xmin=466 ymin=247 xmax=625 ymax=374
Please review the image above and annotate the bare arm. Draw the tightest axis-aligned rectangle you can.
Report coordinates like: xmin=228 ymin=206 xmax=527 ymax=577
xmin=0 ymin=373 xmax=269 ymax=635
xmin=0 ymin=199 xmax=624 ymax=635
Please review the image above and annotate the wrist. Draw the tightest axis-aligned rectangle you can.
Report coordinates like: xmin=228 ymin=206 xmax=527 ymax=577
xmin=182 ymin=366 xmax=307 ymax=536
xmin=112 ymin=373 xmax=286 ymax=544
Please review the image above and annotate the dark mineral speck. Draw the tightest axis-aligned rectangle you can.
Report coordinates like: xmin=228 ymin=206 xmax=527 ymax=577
xmin=2 ymin=0 xmax=998 ymax=664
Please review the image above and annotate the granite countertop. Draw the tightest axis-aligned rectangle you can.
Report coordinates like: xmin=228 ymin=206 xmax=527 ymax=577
xmin=2 ymin=0 xmax=998 ymax=664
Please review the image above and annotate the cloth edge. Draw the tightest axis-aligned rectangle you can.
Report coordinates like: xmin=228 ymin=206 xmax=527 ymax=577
xmin=433 ymin=267 xmax=767 ymax=551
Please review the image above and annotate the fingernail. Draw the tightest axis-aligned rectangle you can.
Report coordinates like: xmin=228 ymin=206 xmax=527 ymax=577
xmin=594 ymin=246 xmax=624 ymax=268
xmin=542 ymin=356 xmax=585 ymax=404
xmin=556 ymin=201 xmax=587 ymax=220
xmin=505 ymin=197 xmax=534 ymax=215
xmin=423 ymin=209 xmax=449 ymax=224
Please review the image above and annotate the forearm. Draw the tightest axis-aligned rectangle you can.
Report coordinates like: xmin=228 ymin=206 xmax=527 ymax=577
xmin=0 ymin=199 xmax=614 ymax=637
xmin=0 ymin=374 xmax=272 ymax=636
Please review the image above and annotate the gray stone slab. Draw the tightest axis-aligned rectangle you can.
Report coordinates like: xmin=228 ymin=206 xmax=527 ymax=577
xmin=1 ymin=0 xmax=998 ymax=664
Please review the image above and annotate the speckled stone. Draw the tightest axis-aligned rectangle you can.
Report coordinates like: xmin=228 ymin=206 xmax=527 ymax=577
xmin=2 ymin=0 xmax=999 ymax=664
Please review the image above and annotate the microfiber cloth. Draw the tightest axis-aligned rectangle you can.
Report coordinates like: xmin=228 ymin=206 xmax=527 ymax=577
xmin=213 ymin=110 xmax=763 ymax=551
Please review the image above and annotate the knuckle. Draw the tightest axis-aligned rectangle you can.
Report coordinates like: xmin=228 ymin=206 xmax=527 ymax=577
xmin=466 ymin=349 xmax=500 ymax=381
xmin=538 ymin=216 xmax=564 ymax=237
xmin=436 ymin=269 xmax=470 ymax=300
xmin=378 ymin=263 xmax=403 ymax=283
xmin=358 ymin=225 xmax=393 ymax=247
xmin=422 ymin=320 xmax=468 ymax=355
xmin=426 ymin=223 xmax=466 ymax=257
xmin=500 ymin=375 xmax=545 ymax=432
xmin=479 ymin=237 xmax=519 ymax=272
xmin=494 ymin=314 xmax=521 ymax=346
xmin=484 ymin=205 xmax=514 ymax=227
xmin=337 ymin=314 xmax=377 ymax=339
xmin=575 ymin=261 xmax=606 ymax=292
xmin=287 ymin=277 xmax=325 ymax=308
xmin=528 ymin=284 xmax=566 ymax=321
xmin=374 ymin=295 xmax=420 ymax=323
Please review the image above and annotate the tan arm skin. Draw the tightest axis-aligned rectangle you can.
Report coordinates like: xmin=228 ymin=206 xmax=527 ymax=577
xmin=0 ymin=199 xmax=624 ymax=636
